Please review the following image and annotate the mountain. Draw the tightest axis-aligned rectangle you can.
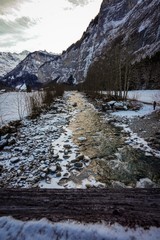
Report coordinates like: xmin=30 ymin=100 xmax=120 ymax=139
xmin=38 ymin=0 xmax=160 ymax=89
xmin=0 ymin=51 xmax=29 ymax=78
xmin=2 ymin=0 xmax=160 ymax=89
xmin=2 ymin=51 xmax=60 ymax=88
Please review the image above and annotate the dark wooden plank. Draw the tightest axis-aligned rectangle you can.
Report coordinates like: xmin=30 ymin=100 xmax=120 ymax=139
xmin=0 ymin=189 xmax=160 ymax=227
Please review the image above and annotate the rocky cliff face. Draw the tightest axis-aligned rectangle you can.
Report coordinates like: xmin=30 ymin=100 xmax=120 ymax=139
xmin=2 ymin=0 xmax=160 ymax=89
xmin=38 ymin=0 xmax=160 ymax=88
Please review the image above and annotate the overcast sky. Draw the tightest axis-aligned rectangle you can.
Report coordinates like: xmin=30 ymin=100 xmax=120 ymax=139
xmin=0 ymin=0 xmax=102 ymax=53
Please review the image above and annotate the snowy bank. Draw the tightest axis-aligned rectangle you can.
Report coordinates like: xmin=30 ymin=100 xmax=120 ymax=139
xmin=111 ymin=90 xmax=160 ymax=118
xmin=0 ymin=92 xmax=42 ymax=126
xmin=0 ymin=217 xmax=159 ymax=240
xmin=127 ymin=90 xmax=160 ymax=103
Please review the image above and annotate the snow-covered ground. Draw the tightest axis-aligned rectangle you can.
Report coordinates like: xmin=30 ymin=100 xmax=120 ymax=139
xmin=127 ymin=90 xmax=160 ymax=103
xmin=1 ymin=90 xmax=159 ymax=126
xmin=106 ymin=90 xmax=160 ymax=159
xmin=111 ymin=90 xmax=160 ymax=118
xmin=0 ymin=217 xmax=159 ymax=240
xmin=0 ymin=91 xmax=42 ymax=126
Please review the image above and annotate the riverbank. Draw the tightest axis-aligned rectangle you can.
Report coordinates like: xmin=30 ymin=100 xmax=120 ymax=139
xmin=0 ymin=91 xmax=160 ymax=189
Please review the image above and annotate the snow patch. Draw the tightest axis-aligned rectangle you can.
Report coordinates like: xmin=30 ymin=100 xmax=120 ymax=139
xmin=138 ymin=20 xmax=151 ymax=33
xmin=0 ymin=217 xmax=159 ymax=240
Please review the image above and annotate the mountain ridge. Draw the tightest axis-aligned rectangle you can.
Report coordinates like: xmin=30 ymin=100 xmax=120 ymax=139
xmin=1 ymin=0 xmax=160 ymax=89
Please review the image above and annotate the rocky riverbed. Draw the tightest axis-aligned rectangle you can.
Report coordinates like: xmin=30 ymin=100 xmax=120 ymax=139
xmin=0 ymin=91 xmax=160 ymax=189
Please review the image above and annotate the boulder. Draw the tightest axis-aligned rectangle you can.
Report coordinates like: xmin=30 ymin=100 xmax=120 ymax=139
xmin=136 ymin=178 xmax=156 ymax=188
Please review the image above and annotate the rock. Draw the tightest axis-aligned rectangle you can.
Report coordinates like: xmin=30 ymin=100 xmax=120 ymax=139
xmin=112 ymin=181 xmax=127 ymax=188
xmin=10 ymin=157 xmax=20 ymax=164
xmin=63 ymin=173 xmax=69 ymax=177
xmin=72 ymin=102 xmax=77 ymax=107
xmin=40 ymin=173 xmax=46 ymax=178
xmin=0 ymin=164 xmax=3 ymax=172
xmin=22 ymin=150 xmax=29 ymax=156
xmin=56 ymin=165 xmax=62 ymax=172
xmin=0 ymin=156 xmax=5 ymax=161
xmin=42 ymin=167 xmax=49 ymax=173
xmin=8 ymin=138 xmax=16 ymax=146
xmin=20 ymin=176 xmax=27 ymax=180
xmin=63 ymin=155 xmax=70 ymax=159
xmin=74 ymin=162 xmax=83 ymax=168
xmin=0 ymin=139 xmax=8 ymax=149
xmin=76 ymin=154 xmax=84 ymax=161
xmin=155 ymin=132 xmax=160 ymax=136
xmin=84 ymin=156 xmax=90 ymax=163
xmin=56 ymin=172 xmax=61 ymax=177
xmin=136 ymin=178 xmax=156 ymax=188
xmin=102 ymin=103 xmax=108 ymax=112
xmin=78 ymin=137 xmax=87 ymax=142
xmin=49 ymin=166 xmax=57 ymax=173
xmin=71 ymin=159 xmax=78 ymax=163
xmin=63 ymin=144 xmax=72 ymax=149
xmin=2 ymin=134 xmax=10 ymax=140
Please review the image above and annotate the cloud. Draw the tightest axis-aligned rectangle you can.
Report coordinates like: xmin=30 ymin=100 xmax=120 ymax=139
xmin=0 ymin=0 xmax=27 ymax=15
xmin=0 ymin=0 xmax=101 ymax=52
xmin=0 ymin=16 xmax=36 ymax=35
xmin=0 ymin=15 xmax=37 ymax=50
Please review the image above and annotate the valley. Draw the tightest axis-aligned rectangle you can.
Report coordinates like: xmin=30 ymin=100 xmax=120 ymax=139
xmin=0 ymin=91 xmax=160 ymax=189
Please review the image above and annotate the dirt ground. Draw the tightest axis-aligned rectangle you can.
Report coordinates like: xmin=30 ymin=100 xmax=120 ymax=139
xmin=128 ymin=110 xmax=160 ymax=139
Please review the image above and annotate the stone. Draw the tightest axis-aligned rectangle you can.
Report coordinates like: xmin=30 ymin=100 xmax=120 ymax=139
xmin=8 ymin=138 xmax=16 ymax=146
xmin=71 ymin=159 xmax=78 ymax=163
xmin=84 ymin=156 xmax=90 ymax=163
xmin=0 ymin=139 xmax=8 ymax=149
xmin=56 ymin=165 xmax=62 ymax=172
xmin=2 ymin=134 xmax=10 ymax=140
xmin=49 ymin=166 xmax=57 ymax=173
xmin=72 ymin=102 xmax=77 ymax=107
xmin=74 ymin=162 xmax=83 ymax=168
xmin=63 ymin=144 xmax=72 ymax=149
xmin=78 ymin=137 xmax=87 ymax=142
xmin=112 ymin=181 xmax=127 ymax=188
xmin=63 ymin=173 xmax=69 ymax=177
xmin=40 ymin=173 xmax=46 ymax=178
xmin=10 ymin=157 xmax=20 ymax=164
xmin=63 ymin=155 xmax=70 ymax=159
xmin=20 ymin=176 xmax=27 ymax=180
xmin=136 ymin=178 xmax=156 ymax=188
xmin=0 ymin=164 xmax=3 ymax=172
xmin=76 ymin=154 xmax=84 ymax=161
xmin=56 ymin=172 xmax=61 ymax=177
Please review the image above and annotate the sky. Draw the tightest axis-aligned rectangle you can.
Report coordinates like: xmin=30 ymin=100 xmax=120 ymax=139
xmin=0 ymin=0 xmax=102 ymax=54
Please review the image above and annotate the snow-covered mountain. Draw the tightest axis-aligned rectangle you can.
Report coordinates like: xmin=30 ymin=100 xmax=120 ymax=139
xmin=2 ymin=51 xmax=60 ymax=88
xmin=38 ymin=0 xmax=160 ymax=88
xmin=1 ymin=0 xmax=160 ymax=89
xmin=0 ymin=51 xmax=29 ymax=78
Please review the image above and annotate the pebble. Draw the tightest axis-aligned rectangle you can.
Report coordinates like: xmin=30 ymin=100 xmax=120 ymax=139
xmin=74 ymin=162 xmax=83 ymax=168
xmin=56 ymin=172 xmax=62 ymax=177
xmin=78 ymin=137 xmax=87 ymax=142
xmin=49 ymin=166 xmax=57 ymax=173
xmin=10 ymin=157 xmax=20 ymax=164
